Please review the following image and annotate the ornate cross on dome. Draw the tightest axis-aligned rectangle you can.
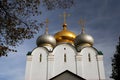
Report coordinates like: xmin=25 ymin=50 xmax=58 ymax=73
xmin=60 ymin=12 xmax=70 ymax=24
xmin=44 ymin=18 xmax=49 ymax=34
xmin=78 ymin=18 xmax=85 ymax=33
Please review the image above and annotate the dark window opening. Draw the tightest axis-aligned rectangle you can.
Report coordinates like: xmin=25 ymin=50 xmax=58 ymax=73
xmin=64 ymin=53 xmax=66 ymax=62
xmin=40 ymin=54 xmax=42 ymax=62
xmin=88 ymin=53 xmax=91 ymax=62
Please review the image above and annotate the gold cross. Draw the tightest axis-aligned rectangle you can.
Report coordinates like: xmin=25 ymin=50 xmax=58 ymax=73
xmin=44 ymin=18 xmax=49 ymax=34
xmin=78 ymin=18 xmax=85 ymax=33
xmin=60 ymin=12 xmax=70 ymax=24
xmin=45 ymin=18 xmax=49 ymax=27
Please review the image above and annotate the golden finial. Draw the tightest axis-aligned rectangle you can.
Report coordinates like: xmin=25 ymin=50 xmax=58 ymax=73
xmin=78 ymin=18 xmax=85 ymax=33
xmin=60 ymin=12 xmax=70 ymax=24
xmin=44 ymin=18 xmax=49 ymax=34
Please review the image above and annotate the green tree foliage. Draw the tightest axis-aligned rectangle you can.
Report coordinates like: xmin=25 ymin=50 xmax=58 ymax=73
xmin=111 ymin=37 xmax=120 ymax=79
xmin=0 ymin=0 xmax=74 ymax=57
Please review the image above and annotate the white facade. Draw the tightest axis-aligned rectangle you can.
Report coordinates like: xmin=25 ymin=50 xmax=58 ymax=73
xmin=25 ymin=18 xmax=105 ymax=80
xmin=25 ymin=43 xmax=105 ymax=80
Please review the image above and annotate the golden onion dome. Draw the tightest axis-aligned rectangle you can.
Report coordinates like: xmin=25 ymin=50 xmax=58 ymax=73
xmin=54 ymin=24 xmax=76 ymax=44
xmin=74 ymin=31 xmax=94 ymax=47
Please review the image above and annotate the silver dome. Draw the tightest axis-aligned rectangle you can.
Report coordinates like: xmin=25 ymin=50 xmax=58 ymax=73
xmin=74 ymin=33 xmax=94 ymax=46
xmin=36 ymin=34 xmax=56 ymax=47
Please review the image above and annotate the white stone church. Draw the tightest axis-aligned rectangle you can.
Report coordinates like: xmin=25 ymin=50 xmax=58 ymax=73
xmin=25 ymin=14 xmax=106 ymax=80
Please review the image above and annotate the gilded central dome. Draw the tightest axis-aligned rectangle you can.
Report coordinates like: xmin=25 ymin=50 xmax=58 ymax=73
xmin=54 ymin=24 xmax=76 ymax=44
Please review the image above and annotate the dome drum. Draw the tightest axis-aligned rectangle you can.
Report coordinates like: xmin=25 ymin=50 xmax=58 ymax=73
xmin=56 ymin=39 xmax=74 ymax=44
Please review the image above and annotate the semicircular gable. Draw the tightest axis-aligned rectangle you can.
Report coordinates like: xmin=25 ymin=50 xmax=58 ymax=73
xmin=79 ymin=47 xmax=98 ymax=55
xmin=52 ymin=43 xmax=77 ymax=75
xmin=53 ymin=43 xmax=77 ymax=54
xmin=31 ymin=47 xmax=49 ymax=56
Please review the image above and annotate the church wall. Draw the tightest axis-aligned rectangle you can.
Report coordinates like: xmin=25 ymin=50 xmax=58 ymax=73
xmin=25 ymin=56 xmax=32 ymax=80
xmin=97 ymin=55 xmax=106 ymax=79
xmin=76 ymin=54 xmax=83 ymax=76
xmin=25 ymin=46 xmax=105 ymax=80
xmin=48 ymin=54 xmax=54 ymax=79
xmin=53 ymin=44 xmax=77 ymax=77
xmin=30 ymin=47 xmax=48 ymax=80
xmin=80 ymin=47 xmax=99 ymax=80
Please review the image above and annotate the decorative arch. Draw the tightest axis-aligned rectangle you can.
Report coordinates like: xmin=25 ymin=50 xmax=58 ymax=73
xmin=53 ymin=43 xmax=77 ymax=55
xmin=31 ymin=47 xmax=49 ymax=55
xmin=30 ymin=47 xmax=48 ymax=80
xmin=52 ymin=43 xmax=77 ymax=76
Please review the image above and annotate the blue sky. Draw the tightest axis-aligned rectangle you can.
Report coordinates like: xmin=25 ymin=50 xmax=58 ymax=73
xmin=0 ymin=0 xmax=120 ymax=80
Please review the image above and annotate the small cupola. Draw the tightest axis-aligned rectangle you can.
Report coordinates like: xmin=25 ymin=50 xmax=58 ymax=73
xmin=74 ymin=19 xmax=94 ymax=49
xmin=36 ymin=19 xmax=56 ymax=48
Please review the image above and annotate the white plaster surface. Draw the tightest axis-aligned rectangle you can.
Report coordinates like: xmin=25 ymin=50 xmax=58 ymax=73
xmin=25 ymin=45 xmax=105 ymax=80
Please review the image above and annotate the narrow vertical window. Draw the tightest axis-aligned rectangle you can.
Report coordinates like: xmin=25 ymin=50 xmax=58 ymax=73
xmin=88 ymin=53 xmax=91 ymax=62
xmin=64 ymin=53 xmax=66 ymax=62
xmin=40 ymin=54 xmax=42 ymax=62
